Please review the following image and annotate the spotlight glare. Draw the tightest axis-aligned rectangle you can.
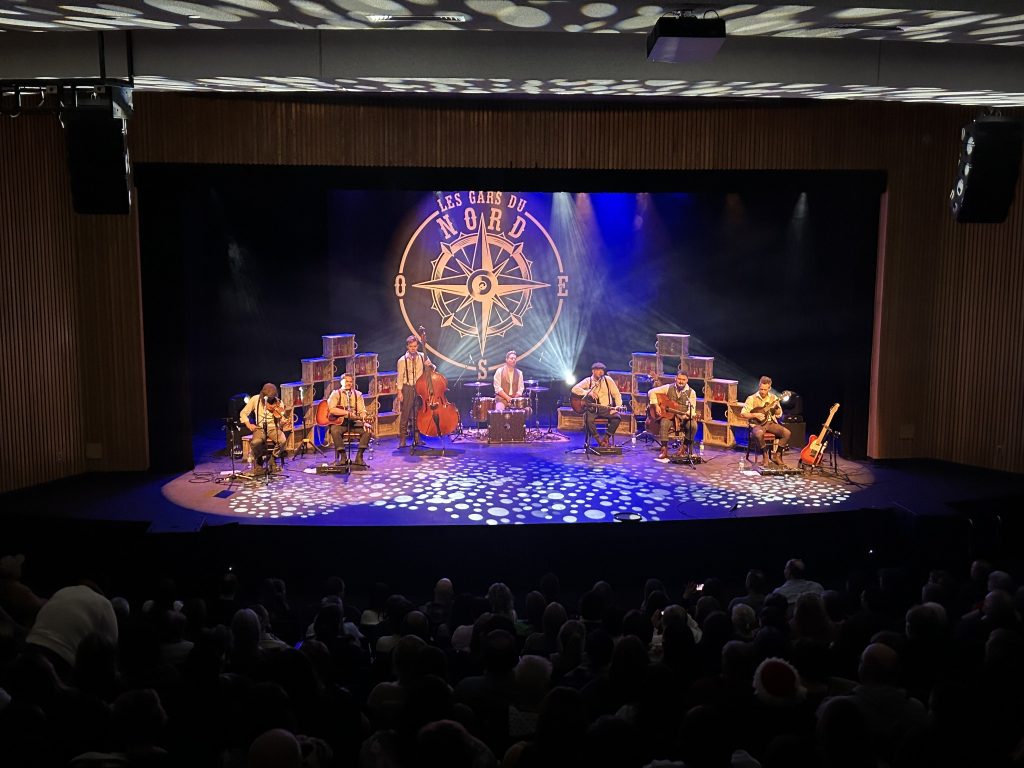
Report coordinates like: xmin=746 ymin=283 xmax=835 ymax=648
xmin=563 ymin=371 xmax=576 ymax=385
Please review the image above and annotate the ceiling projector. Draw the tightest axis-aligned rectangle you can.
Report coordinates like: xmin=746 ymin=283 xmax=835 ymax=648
xmin=647 ymin=15 xmax=726 ymax=63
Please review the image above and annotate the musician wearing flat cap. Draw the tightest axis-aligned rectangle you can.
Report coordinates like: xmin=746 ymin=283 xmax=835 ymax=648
xmin=571 ymin=362 xmax=623 ymax=447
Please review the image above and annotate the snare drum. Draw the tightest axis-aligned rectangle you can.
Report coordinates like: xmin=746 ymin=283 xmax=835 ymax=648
xmin=509 ymin=397 xmax=529 ymax=410
xmin=473 ymin=397 xmax=495 ymax=422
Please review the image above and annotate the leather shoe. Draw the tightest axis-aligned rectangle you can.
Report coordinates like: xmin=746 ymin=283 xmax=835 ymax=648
xmin=658 ymin=446 xmax=669 ymax=460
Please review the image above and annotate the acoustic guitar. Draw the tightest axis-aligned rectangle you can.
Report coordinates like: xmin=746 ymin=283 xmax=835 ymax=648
xmin=647 ymin=397 xmax=702 ymax=428
xmin=799 ymin=403 xmax=841 ymax=467
xmin=570 ymin=393 xmax=627 ymax=415
xmin=314 ymin=397 xmax=364 ymax=428
xmin=746 ymin=390 xmax=792 ymax=425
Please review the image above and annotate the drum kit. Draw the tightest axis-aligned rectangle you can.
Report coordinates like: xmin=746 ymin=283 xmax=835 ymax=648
xmin=461 ymin=379 xmax=553 ymax=442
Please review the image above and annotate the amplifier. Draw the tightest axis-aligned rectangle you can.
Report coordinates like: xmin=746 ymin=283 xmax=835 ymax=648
xmin=488 ymin=410 xmax=526 ymax=443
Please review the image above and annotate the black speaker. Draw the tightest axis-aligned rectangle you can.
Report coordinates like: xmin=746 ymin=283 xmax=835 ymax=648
xmin=64 ymin=112 xmax=131 ymax=215
xmin=950 ymin=116 xmax=1023 ymax=223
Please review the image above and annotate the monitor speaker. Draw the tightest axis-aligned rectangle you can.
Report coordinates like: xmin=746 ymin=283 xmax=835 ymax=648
xmin=64 ymin=113 xmax=131 ymax=215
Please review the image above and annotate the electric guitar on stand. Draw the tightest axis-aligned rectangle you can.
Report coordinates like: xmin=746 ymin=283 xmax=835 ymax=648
xmin=799 ymin=403 xmax=841 ymax=468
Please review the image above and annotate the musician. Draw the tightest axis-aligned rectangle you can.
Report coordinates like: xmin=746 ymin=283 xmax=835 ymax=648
xmin=571 ymin=362 xmax=623 ymax=447
xmin=327 ymin=373 xmax=371 ymax=465
xmin=649 ymin=371 xmax=698 ymax=461
xmin=493 ymin=350 xmax=525 ymax=412
xmin=239 ymin=383 xmax=291 ymax=470
xmin=740 ymin=375 xmax=792 ymax=465
xmin=395 ymin=334 xmax=431 ymax=448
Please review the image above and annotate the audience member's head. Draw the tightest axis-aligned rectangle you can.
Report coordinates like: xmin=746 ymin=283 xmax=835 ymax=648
xmin=731 ymin=604 xmax=757 ymax=640
xmin=514 ymin=654 xmax=552 ymax=708
xmin=248 ymin=728 xmax=301 ymax=768
xmin=745 ymin=569 xmax=768 ymax=595
xmin=857 ymin=642 xmax=899 ymax=686
xmin=753 ymin=657 xmax=806 ymax=706
xmin=905 ymin=602 xmax=947 ymax=642
xmin=487 ymin=582 xmax=515 ymax=620
xmin=784 ymin=559 xmax=807 ymax=581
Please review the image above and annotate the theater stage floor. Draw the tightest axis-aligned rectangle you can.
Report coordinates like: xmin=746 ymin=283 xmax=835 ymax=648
xmin=143 ymin=423 xmax=1021 ymax=528
xmin=4 ymin=431 xmax=1021 ymax=533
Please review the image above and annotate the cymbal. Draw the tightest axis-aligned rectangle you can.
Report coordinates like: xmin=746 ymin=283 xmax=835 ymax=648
xmin=525 ymin=386 xmax=549 ymax=393
xmin=523 ymin=379 xmax=539 ymax=386
xmin=464 ymin=381 xmax=492 ymax=388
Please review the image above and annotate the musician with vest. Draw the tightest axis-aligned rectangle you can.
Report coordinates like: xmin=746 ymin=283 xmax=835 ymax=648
xmin=740 ymin=375 xmax=792 ymax=465
xmin=239 ymin=382 xmax=292 ymax=471
xmin=395 ymin=334 xmax=431 ymax=449
xmin=493 ymin=350 xmax=525 ymax=412
xmin=649 ymin=372 xmax=699 ymax=461
xmin=570 ymin=362 xmax=624 ymax=447
xmin=327 ymin=373 xmax=371 ymax=465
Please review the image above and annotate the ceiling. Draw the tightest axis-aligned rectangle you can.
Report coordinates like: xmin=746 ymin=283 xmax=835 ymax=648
xmin=2 ymin=1 xmax=1024 ymax=105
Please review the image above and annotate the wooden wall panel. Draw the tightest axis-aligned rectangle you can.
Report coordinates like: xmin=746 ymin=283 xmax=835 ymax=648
xmin=0 ymin=115 xmax=86 ymax=492
xmin=73 ymin=208 xmax=149 ymax=474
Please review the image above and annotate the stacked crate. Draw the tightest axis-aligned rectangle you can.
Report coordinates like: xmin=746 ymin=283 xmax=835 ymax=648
xmin=277 ymin=333 xmax=396 ymax=446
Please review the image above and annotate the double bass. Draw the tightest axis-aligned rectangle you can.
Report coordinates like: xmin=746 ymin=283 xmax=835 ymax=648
xmin=414 ymin=327 xmax=460 ymax=437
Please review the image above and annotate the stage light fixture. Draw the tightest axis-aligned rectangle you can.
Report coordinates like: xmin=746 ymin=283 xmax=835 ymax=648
xmin=646 ymin=11 xmax=726 ymax=64
xmin=780 ymin=391 xmax=803 ymax=419
xmin=563 ymin=371 xmax=576 ymax=385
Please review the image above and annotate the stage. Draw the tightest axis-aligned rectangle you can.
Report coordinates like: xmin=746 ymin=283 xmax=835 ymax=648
xmin=158 ymin=429 xmax=904 ymax=527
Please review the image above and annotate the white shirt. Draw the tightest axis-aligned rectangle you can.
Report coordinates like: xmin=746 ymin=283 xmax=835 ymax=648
xmin=327 ymin=385 xmax=367 ymax=419
xmin=571 ymin=375 xmax=622 ymax=408
xmin=396 ymin=352 xmax=431 ymax=387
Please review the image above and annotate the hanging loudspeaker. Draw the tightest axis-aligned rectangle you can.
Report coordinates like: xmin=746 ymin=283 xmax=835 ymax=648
xmin=949 ymin=116 xmax=1023 ymax=224
xmin=64 ymin=112 xmax=131 ymax=215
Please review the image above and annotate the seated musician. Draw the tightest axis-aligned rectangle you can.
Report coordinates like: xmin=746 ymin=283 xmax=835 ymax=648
xmin=493 ymin=350 xmax=525 ymax=412
xmin=239 ymin=383 xmax=291 ymax=471
xmin=327 ymin=373 xmax=372 ymax=465
xmin=740 ymin=375 xmax=792 ymax=466
xmin=648 ymin=371 xmax=698 ymax=461
xmin=571 ymin=362 xmax=624 ymax=447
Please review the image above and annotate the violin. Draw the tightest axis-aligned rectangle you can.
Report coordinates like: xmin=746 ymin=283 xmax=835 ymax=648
xmin=414 ymin=327 xmax=460 ymax=437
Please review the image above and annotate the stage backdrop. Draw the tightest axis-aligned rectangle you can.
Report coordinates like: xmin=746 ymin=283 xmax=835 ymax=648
xmin=136 ymin=166 xmax=880 ymax=469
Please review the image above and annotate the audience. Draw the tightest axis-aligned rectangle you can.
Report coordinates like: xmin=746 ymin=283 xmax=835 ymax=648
xmin=0 ymin=553 xmax=1021 ymax=768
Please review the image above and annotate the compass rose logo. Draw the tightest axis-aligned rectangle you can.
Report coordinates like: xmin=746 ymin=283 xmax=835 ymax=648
xmin=394 ymin=192 xmax=569 ymax=376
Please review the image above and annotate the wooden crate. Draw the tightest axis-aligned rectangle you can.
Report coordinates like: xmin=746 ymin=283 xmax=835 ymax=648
xmin=322 ymin=333 xmax=356 ymax=359
xmin=727 ymin=403 xmax=747 ymax=427
xmin=706 ymin=378 xmax=738 ymax=403
xmin=630 ymin=352 xmax=661 ymax=377
xmin=682 ymin=356 xmax=714 ymax=381
xmin=557 ymin=407 xmax=635 ymax=435
xmin=348 ymin=353 xmax=378 ymax=377
xmin=280 ymin=381 xmax=314 ymax=409
xmin=631 ymin=392 xmax=649 ymax=415
xmin=376 ymin=411 xmax=400 ymax=438
xmin=608 ymin=370 xmax=632 ymax=393
xmin=374 ymin=371 xmax=399 ymax=395
xmin=301 ymin=357 xmax=334 ymax=383
xmin=702 ymin=419 xmax=736 ymax=447
xmin=655 ymin=333 xmax=690 ymax=358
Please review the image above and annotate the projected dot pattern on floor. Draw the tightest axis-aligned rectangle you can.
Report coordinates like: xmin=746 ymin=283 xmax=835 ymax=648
xmin=168 ymin=442 xmax=859 ymax=525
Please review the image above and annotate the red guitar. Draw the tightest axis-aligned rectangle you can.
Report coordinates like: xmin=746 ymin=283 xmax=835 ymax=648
xmin=799 ymin=403 xmax=840 ymax=467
